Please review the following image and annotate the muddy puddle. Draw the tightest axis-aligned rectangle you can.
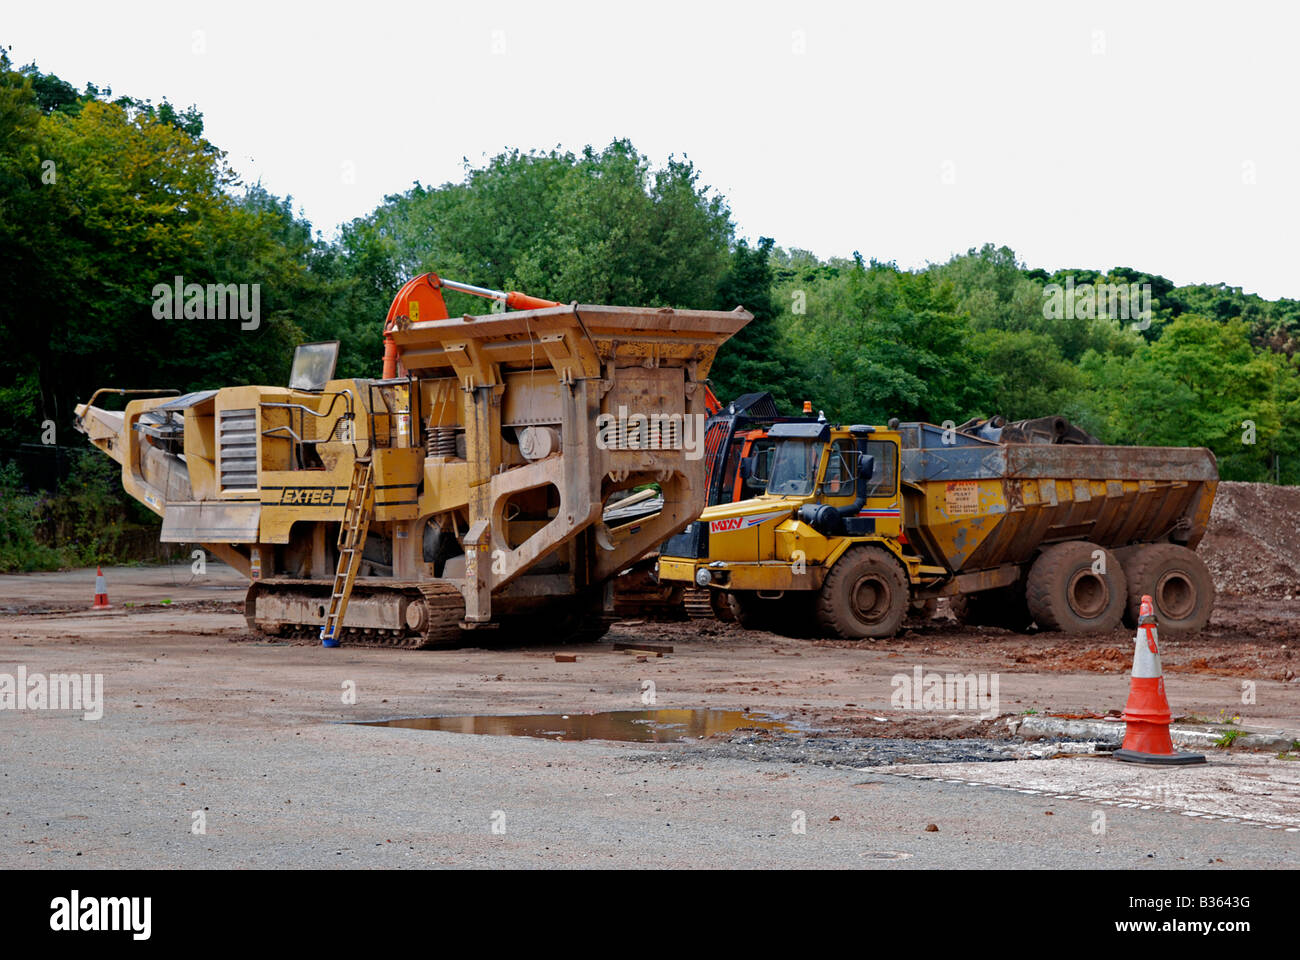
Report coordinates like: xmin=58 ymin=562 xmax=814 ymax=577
xmin=358 ymin=708 xmax=804 ymax=743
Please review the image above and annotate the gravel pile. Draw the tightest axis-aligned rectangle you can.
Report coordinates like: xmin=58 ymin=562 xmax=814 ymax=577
xmin=1198 ymin=481 xmax=1300 ymax=597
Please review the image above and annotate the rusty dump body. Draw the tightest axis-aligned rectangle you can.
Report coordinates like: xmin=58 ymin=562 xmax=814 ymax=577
xmin=895 ymin=422 xmax=1218 ymax=596
xmin=76 ymin=300 xmax=750 ymax=646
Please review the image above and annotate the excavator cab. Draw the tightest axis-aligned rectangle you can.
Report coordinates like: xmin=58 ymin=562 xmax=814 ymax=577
xmin=735 ymin=432 xmax=777 ymax=497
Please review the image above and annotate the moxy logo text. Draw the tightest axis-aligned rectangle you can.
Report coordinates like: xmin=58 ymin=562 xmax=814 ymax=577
xmin=709 ymin=510 xmax=786 ymax=533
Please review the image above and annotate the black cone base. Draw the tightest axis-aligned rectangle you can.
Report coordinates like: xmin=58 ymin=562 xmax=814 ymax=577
xmin=1113 ymin=748 xmax=1207 ymax=765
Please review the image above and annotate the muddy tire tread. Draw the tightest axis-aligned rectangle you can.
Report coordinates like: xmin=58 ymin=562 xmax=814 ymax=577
xmin=815 ymin=545 xmax=909 ymax=639
xmin=1025 ymin=541 xmax=1126 ymax=634
xmin=1118 ymin=543 xmax=1214 ymax=635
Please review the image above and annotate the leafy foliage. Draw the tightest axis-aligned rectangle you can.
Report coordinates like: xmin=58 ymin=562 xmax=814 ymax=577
xmin=340 ymin=140 xmax=732 ymax=311
xmin=2 ymin=53 xmax=1298 ymax=570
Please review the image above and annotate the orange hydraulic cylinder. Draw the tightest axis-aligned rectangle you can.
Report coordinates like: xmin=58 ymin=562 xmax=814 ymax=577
xmin=381 ymin=273 xmax=561 ymax=378
xmin=382 ymin=273 xmax=450 ymax=378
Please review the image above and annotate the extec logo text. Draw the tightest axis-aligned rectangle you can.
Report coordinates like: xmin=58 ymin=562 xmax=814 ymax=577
xmin=278 ymin=487 xmax=338 ymax=506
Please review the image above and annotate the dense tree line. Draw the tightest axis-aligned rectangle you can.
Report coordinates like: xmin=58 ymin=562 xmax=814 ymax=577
xmin=1 ymin=54 xmax=1297 ymax=566
xmin=759 ymin=246 xmax=1299 ymax=483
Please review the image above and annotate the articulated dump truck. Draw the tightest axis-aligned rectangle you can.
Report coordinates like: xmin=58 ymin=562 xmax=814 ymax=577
xmin=75 ymin=273 xmax=750 ymax=647
xmin=657 ymin=417 xmax=1219 ymax=638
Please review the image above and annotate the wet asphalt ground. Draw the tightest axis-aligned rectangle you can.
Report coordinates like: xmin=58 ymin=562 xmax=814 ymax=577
xmin=5 ymin=709 xmax=1298 ymax=869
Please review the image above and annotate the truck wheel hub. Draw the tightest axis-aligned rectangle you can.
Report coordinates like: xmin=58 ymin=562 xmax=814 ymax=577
xmin=1155 ymin=571 xmax=1194 ymax=620
xmin=851 ymin=576 xmax=892 ymax=624
xmin=1067 ymin=570 xmax=1108 ymax=619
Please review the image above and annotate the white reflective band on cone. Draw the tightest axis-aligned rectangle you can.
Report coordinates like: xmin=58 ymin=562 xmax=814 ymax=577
xmin=1131 ymin=623 xmax=1162 ymax=678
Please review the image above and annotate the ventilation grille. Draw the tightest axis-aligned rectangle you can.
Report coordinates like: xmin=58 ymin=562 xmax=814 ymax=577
xmin=219 ymin=408 xmax=257 ymax=489
xmin=602 ymin=417 xmax=685 ymax=450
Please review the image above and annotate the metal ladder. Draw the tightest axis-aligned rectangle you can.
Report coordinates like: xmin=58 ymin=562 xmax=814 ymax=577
xmin=320 ymin=457 xmax=375 ymax=645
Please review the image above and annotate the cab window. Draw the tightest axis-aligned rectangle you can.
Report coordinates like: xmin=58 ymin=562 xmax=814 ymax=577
xmin=821 ymin=440 xmax=856 ymax=496
xmin=863 ymin=439 xmax=897 ymax=497
xmin=766 ymin=439 xmax=819 ymax=496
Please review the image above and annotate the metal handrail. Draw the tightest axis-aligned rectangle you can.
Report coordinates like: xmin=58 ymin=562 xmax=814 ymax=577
xmin=259 ymin=389 xmax=358 ymax=465
xmin=81 ymin=387 xmax=181 ymax=411
xmin=260 ymin=388 xmax=354 ymax=422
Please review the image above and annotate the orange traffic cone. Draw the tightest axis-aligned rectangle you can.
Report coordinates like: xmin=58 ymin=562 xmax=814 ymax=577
xmin=91 ymin=566 xmax=111 ymax=610
xmin=1113 ymin=594 xmax=1204 ymax=765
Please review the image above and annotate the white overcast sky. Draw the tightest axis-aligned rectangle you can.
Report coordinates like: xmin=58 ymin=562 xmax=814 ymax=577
xmin=8 ymin=1 xmax=1300 ymax=298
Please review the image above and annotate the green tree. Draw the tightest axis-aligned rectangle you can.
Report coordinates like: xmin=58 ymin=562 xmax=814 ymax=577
xmin=779 ymin=259 xmax=996 ymax=425
xmin=969 ymin=328 xmax=1085 ymax=421
xmin=709 ymin=237 xmax=801 ymax=409
xmin=1077 ymin=315 xmax=1299 ymax=480
xmin=341 ymin=140 xmax=733 ymax=315
xmin=0 ymin=56 xmax=337 ymax=451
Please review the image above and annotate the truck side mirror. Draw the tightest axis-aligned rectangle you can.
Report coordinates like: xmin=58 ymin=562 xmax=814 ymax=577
xmin=858 ymin=454 xmax=875 ymax=482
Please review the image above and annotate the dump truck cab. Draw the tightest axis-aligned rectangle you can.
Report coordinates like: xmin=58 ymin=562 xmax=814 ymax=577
xmin=658 ymin=421 xmax=920 ymax=637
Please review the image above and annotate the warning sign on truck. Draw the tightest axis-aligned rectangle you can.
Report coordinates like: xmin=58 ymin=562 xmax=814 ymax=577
xmin=945 ymin=481 xmax=979 ymax=516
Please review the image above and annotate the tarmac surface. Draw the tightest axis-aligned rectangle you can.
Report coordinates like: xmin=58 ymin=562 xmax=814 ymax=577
xmin=1 ymin=563 xmax=1297 ymax=869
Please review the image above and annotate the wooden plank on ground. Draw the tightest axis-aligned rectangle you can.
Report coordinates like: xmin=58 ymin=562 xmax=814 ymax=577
xmin=613 ymin=642 xmax=673 ymax=654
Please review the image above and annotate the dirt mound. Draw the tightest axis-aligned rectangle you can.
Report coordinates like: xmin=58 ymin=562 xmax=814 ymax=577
xmin=1199 ymin=481 xmax=1300 ymax=597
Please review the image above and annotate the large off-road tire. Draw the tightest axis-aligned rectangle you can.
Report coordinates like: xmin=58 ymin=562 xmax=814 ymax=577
xmin=1118 ymin=543 xmax=1214 ymax=635
xmin=1026 ymin=541 xmax=1127 ymax=633
xmin=815 ymin=545 xmax=909 ymax=639
xmin=949 ymin=583 xmax=1033 ymax=632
